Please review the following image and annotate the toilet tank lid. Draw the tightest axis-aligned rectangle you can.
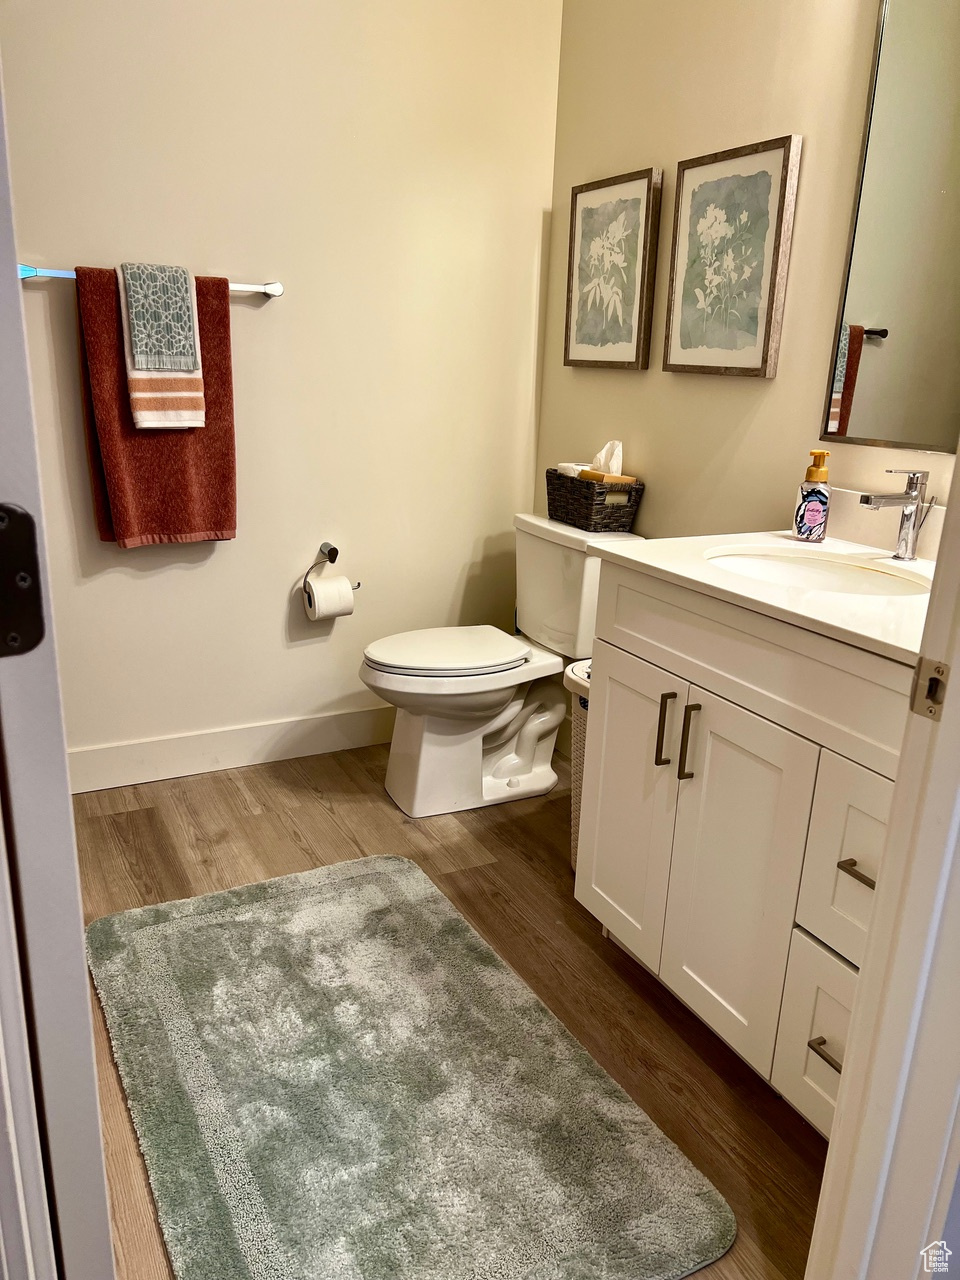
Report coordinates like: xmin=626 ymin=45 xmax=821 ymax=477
xmin=514 ymin=513 xmax=642 ymax=551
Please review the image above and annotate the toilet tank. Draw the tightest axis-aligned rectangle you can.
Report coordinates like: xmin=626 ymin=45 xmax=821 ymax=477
xmin=514 ymin=514 xmax=641 ymax=659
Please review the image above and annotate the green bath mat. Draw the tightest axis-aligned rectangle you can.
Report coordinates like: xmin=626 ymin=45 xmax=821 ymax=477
xmin=87 ymin=856 xmax=735 ymax=1279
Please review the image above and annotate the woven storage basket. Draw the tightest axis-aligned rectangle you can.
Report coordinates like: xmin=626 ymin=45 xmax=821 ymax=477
xmin=545 ymin=468 xmax=644 ymax=533
xmin=563 ymin=659 xmax=592 ymax=871
xmin=570 ymin=692 xmax=589 ymax=871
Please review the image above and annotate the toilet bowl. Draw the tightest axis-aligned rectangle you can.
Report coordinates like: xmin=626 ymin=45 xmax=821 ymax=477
xmin=361 ymin=515 xmax=641 ymax=819
xmin=360 ymin=626 xmax=566 ymax=818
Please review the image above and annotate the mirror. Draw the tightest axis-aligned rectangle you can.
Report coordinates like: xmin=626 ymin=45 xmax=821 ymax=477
xmin=822 ymin=0 xmax=960 ymax=453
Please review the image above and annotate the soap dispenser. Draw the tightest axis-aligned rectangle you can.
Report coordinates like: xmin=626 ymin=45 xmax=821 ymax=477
xmin=794 ymin=451 xmax=831 ymax=542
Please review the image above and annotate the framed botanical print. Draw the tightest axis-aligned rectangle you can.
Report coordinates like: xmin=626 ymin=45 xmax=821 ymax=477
xmin=663 ymin=135 xmax=802 ymax=377
xmin=563 ymin=168 xmax=662 ymax=369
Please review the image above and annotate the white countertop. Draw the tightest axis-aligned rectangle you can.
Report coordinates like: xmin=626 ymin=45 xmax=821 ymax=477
xmin=589 ymin=530 xmax=934 ymax=666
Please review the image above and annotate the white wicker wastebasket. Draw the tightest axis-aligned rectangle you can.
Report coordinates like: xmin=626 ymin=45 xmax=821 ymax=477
xmin=562 ymin=660 xmax=592 ymax=870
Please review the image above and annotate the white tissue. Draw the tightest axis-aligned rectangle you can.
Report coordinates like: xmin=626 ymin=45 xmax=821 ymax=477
xmin=591 ymin=440 xmax=622 ymax=475
xmin=558 ymin=462 xmax=590 ymax=477
xmin=302 ymin=572 xmax=355 ymax=622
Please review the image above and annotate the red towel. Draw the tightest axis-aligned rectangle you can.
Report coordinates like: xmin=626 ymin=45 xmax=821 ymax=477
xmin=835 ymin=324 xmax=864 ymax=438
xmin=837 ymin=323 xmax=864 ymax=437
xmin=76 ymin=267 xmax=236 ymax=548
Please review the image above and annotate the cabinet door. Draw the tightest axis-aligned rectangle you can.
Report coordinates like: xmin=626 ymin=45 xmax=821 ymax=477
xmin=574 ymin=640 xmax=687 ymax=970
xmin=796 ymin=750 xmax=892 ymax=967
xmin=772 ymin=928 xmax=858 ymax=1137
xmin=660 ymin=688 xmax=820 ymax=1075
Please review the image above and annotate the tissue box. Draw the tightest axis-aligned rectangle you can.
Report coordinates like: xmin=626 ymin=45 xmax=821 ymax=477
xmin=545 ymin=468 xmax=644 ymax=533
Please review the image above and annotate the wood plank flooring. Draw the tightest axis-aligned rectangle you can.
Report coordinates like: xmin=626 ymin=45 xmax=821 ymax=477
xmin=75 ymin=746 xmax=826 ymax=1280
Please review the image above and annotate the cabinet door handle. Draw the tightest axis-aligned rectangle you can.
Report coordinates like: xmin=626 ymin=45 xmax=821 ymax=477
xmin=837 ymin=858 xmax=877 ymax=891
xmin=654 ymin=692 xmax=677 ymax=766
xmin=807 ymin=1035 xmax=843 ymax=1074
xmin=677 ymin=703 xmax=701 ymax=780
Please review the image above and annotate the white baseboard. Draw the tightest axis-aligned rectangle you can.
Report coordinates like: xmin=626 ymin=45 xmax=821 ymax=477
xmin=68 ymin=705 xmax=396 ymax=793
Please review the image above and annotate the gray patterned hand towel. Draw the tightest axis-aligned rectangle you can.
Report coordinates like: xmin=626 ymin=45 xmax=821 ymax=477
xmin=118 ymin=265 xmax=205 ymax=429
xmin=120 ymin=262 xmax=200 ymax=371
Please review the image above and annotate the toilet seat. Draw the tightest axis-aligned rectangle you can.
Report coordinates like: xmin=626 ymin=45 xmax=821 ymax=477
xmin=363 ymin=625 xmax=531 ymax=678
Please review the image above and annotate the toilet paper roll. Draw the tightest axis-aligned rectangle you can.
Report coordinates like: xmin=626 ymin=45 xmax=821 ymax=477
xmin=302 ymin=571 xmax=355 ymax=622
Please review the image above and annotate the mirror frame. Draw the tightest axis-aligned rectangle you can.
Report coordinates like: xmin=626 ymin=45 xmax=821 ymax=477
xmin=819 ymin=0 xmax=956 ymax=455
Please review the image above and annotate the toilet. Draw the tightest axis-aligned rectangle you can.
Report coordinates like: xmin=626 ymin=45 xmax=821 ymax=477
xmin=360 ymin=514 xmax=639 ymax=818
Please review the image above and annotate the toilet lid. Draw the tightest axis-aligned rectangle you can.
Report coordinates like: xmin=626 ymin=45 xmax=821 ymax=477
xmin=363 ymin=626 xmax=531 ymax=677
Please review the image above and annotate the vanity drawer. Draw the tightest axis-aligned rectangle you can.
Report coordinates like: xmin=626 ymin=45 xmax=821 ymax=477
xmin=797 ymin=751 xmax=892 ymax=967
xmin=771 ymin=928 xmax=857 ymax=1138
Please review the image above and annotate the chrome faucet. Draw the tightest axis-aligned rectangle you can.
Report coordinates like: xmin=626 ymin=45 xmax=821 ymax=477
xmin=859 ymin=469 xmax=930 ymax=561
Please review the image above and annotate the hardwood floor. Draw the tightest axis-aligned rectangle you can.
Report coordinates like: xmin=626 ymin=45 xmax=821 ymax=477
xmin=74 ymin=745 xmax=827 ymax=1280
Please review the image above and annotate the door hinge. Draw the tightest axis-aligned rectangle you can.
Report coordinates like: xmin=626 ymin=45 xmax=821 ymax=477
xmin=0 ymin=503 xmax=44 ymax=657
xmin=910 ymin=655 xmax=950 ymax=721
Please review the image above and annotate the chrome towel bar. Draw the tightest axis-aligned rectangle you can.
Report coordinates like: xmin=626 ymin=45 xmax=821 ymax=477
xmin=17 ymin=263 xmax=283 ymax=297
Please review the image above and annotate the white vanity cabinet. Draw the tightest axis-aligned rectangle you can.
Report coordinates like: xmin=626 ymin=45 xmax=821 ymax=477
xmin=574 ymin=552 xmax=914 ymax=1132
xmin=573 ymin=642 xmax=683 ymax=972
xmin=660 ymin=689 xmax=819 ymax=1075
xmin=577 ymin=642 xmax=819 ymax=1075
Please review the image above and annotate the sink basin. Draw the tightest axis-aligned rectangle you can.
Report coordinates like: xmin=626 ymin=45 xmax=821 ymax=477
xmin=703 ymin=546 xmax=931 ymax=596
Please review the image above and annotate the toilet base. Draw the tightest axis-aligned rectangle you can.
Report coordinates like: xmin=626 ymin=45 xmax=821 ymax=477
xmin=384 ymin=679 xmax=567 ymax=819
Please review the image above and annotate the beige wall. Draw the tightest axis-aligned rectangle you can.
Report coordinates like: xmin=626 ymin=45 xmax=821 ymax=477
xmin=536 ymin=0 xmax=955 ymax=540
xmin=842 ymin=0 xmax=960 ymax=451
xmin=0 ymin=0 xmax=562 ymax=788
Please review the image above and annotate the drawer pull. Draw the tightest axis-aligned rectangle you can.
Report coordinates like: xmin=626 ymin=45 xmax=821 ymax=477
xmin=837 ymin=858 xmax=877 ymax=891
xmin=807 ymin=1035 xmax=843 ymax=1074
xmin=654 ymin=692 xmax=677 ymax=766
xmin=677 ymin=703 xmax=701 ymax=781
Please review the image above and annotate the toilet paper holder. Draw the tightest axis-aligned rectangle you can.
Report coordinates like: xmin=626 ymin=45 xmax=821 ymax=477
xmin=302 ymin=542 xmax=361 ymax=596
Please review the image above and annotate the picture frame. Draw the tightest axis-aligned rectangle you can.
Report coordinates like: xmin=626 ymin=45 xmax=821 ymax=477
xmin=662 ymin=135 xmax=802 ymax=377
xmin=563 ymin=168 xmax=662 ymax=369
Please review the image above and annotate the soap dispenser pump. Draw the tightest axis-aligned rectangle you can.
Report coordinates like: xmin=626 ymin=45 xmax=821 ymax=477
xmin=794 ymin=451 xmax=831 ymax=542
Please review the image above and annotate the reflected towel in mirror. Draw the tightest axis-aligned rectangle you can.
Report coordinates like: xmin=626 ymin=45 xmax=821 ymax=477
xmin=825 ymin=323 xmax=864 ymax=436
